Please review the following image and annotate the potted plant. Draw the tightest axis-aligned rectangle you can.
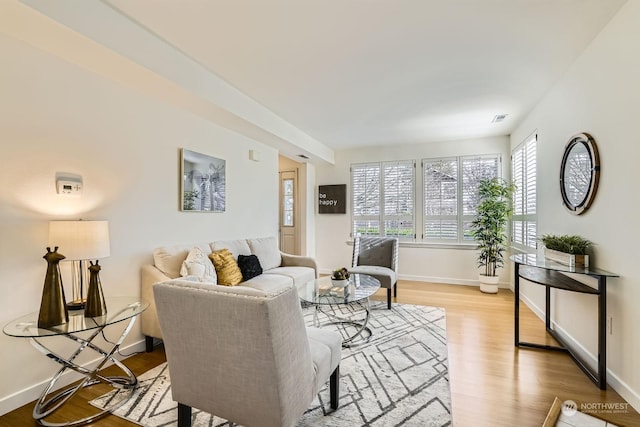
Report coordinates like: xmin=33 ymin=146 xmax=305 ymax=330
xmin=331 ymin=267 xmax=350 ymax=287
xmin=470 ymin=178 xmax=516 ymax=293
xmin=540 ymin=234 xmax=592 ymax=267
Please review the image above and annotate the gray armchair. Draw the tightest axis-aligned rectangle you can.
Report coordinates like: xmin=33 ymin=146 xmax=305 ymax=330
xmin=349 ymin=236 xmax=399 ymax=309
xmin=153 ymin=279 xmax=341 ymax=427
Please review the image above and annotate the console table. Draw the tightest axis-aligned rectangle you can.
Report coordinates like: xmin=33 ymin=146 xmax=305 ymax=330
xmin=3 ymin=297 xmax=147 ymax=426
xmin=511 ymin=254 xmax=618 ymax=390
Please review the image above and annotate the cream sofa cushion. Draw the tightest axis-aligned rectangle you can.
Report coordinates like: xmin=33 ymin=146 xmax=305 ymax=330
xmin=264 ymin=266 xmax=314 ymax=286
xmin=179 ymin=246 xmax=217 ymax=283
xmin=153 ymin=243 xmax=211 ymax=279
xmin=248 ymin=237 xmax=281 ymax=271
xmin=211 ymin=239 xmax=251 ymax=259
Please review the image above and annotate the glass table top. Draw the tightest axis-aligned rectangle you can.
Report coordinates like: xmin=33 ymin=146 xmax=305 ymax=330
xmin=3 ymin=296 xmax=148 ymax=338
xmin=297 ymin=273 xmax=381 ymax=305
xmin=510 ymin=254 xmax=618 ymax=277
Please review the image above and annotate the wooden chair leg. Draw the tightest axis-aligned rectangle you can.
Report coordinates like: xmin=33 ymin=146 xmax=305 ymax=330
xmin=178 ymin=403 xmax=192 ymax=427
xmin=330 ymin=366 xmax=340 ymax=409
xmin=393 ymin=282 xmax=397 ymax=297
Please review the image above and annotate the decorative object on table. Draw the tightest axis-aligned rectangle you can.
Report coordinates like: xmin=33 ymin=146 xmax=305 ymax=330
xmin=540 ymin=234 xmax=592 ymax=267
xmin=85 ymin=261 xmax=107 ymax=317
xmin=331 ymin=267 xmax=350 ymax=287
xmin=470 ymin=177 xmax=516 ymax=293
xmin=48 ymin=220 xmax=111 ymax=310
xmin=38 ymin=247 xmax=69 ymax=328
xmin=560 ymin=132 xmax=600 ymax=215
xmin=181 ymin=148 xmax=226 ymax=212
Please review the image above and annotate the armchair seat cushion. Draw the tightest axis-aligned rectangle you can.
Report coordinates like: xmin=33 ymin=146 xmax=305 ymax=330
xmin=306 ymin=327 xmax=342 ymax=394
xmin=349 ymin=265 xmax=396 ymax=289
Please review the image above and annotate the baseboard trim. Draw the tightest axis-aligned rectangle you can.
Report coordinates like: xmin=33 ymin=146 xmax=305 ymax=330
xmin=318 ymin=269 xmax=509 ymax=288
xmin=0 ymin=339 xmax=146 ymax=416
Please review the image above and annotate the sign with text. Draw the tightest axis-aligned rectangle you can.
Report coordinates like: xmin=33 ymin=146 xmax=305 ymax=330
xmin=318 ymin=184 xmax=346 ymax=214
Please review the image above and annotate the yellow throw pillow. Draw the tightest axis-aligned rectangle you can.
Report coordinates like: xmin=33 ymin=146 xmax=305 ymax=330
xmin=209 ymin=249 xmax=243 ymax=286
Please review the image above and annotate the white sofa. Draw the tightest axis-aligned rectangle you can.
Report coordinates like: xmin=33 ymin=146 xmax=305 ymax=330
xmin=141 ymin=236 xmax=317 ymax=351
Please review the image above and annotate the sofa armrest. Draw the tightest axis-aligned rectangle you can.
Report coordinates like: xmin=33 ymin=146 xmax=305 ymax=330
xmin=280 ymin=252 xmax=318 ymax=278
xmin=141 ymin=264 xmax=171 ymax=340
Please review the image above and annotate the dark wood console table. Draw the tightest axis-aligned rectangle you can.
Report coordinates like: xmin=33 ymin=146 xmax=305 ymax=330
xmin=511 ymin=254 xmax=618 ymax=390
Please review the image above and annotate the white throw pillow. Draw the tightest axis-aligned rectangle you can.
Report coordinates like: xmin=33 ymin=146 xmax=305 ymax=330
xmin=248 ymin=237 xmax=281 ymax=271
xmin=179 ymin=246 xmax=217 ymax=283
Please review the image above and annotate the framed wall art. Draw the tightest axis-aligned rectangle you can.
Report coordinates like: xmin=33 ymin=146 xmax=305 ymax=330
xmin=318 ymin=184 xmax=346 ymax=214
xmin=181 ymin=148 xmax=226 ymax=212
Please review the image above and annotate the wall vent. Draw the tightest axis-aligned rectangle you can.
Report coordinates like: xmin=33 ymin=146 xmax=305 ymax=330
xmin=492 ymin=114 xmax=508 ymax=123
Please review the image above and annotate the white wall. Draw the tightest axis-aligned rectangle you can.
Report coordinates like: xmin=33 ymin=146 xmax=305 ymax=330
xmin=511 ymin=0 xmax=640 ymax=409
xmin=314 ymin=136 xmax=510 ymax=284
xmin=0 ymin=32 xmax=279 ymax=413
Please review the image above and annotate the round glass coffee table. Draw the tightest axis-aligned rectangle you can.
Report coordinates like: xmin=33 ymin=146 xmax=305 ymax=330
xmin=297 ymin=273 xmax=380 ymax=347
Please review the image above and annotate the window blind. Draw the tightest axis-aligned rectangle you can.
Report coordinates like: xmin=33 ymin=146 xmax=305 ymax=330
xmin=423 ymin=154 xmax=500 ymax=242
xmin=512 ymin=134 xmax=537 ymax=249
xmin=351 ymin=160 xmax=415 ymax=239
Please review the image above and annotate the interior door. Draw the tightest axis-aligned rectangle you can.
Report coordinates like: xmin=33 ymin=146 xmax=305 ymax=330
xmin=279 ymin=170 xmax=299 ymax=254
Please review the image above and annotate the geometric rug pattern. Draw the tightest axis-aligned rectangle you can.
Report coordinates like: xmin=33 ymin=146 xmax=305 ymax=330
xmin=91 ymin=303 xmax=451 ymax=426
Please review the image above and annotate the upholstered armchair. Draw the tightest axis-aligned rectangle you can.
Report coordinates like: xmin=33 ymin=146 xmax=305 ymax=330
xmin=153 ymin=279 xmax=341 ymax=427
xmin=349 ymin=236 xmax=399 ymax=309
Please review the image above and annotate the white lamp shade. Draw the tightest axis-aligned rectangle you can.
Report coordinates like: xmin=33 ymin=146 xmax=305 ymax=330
xmin=48 ymin=221 xmax=110 ymax=261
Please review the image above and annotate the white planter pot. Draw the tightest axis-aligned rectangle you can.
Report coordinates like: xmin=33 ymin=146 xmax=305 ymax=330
xmin=330 ymin=279 xmax=349 ymax=288
xmin=478 ymin=274 xmax=499 ymax=294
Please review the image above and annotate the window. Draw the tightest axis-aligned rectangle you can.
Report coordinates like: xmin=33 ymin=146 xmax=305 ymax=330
xmin=423 ymin=155 xmax=500 ymax=242
xmin=282 ymin=178 xmax=294 ymax=226
xmin=351 ymin=160 xmax=415 ymax=239
xmin=512 ymin=133 xmax=537 ymax=250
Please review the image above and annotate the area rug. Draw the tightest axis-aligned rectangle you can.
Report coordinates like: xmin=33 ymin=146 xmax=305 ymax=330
xmin=91 ymin=303 xmax=451 ymax=426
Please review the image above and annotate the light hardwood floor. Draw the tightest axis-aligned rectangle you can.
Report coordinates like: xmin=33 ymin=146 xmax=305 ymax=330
xmin=1 ymin=281 xmax=638 ymax=426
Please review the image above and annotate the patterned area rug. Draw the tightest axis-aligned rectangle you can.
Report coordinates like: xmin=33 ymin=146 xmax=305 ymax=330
xmin=91 ymin=303 xmax=451 ymax=426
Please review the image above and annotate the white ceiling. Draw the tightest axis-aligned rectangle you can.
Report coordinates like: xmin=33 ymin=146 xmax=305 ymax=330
xmin=102 ymin=0 xmax=626 ymax=150
xmin=14 ymin=0 xmax=627 ymax=157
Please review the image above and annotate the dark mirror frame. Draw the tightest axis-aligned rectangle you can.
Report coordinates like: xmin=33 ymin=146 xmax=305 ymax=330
xmin=559 ymin=132 xmax=600 ymax=215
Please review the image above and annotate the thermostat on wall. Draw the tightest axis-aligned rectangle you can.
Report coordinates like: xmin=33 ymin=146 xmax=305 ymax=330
xmin=56 ymin=178 xmax=83 ymax=195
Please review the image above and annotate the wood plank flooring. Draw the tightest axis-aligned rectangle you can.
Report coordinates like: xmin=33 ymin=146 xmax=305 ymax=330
xmin=1 ymin=281 xmax=638 ymax=426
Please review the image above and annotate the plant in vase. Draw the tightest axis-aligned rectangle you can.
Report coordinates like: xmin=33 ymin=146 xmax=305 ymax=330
xmin=470 ymin=177 xmax=516 ymax=293
xmin=331 ymin=267 xmax=350 ymax=287
xmin=540 ymin=234 xmax=592 ymax=267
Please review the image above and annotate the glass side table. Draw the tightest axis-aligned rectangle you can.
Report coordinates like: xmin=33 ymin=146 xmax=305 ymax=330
xmin=3 ymin=296 xmax=148 ymax=426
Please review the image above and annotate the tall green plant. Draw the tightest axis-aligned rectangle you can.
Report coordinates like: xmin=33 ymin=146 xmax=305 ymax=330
xmin=470 ymin=178 xmax=516 ymax=277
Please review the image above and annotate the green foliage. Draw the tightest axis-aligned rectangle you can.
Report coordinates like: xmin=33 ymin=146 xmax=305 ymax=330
xmin=470 ymin=178 xmax=516 ymax=277
xmin=540 ymin=234 xmax=592 ymax=255
xmin=183 ymin=190 xmax=199 ymax=210
xmin=332 ymin=267 xmax=350 ymax=280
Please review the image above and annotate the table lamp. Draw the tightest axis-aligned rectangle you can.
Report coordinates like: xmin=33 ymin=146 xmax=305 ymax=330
xmin=48 ymin=220 xmax=110 ymax=310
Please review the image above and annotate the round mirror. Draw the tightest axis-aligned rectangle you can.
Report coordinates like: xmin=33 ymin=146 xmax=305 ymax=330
xmin=560 ymin=133 xmax=600 ymax=215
